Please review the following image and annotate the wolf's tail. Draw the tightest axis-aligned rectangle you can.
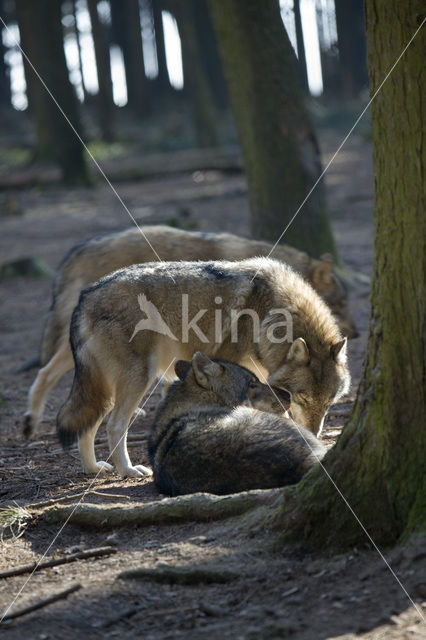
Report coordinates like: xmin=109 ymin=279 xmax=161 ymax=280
xmin=57 ymin=356 xmax=112 ymax=448
xmin=14 ymin=355 xmax=41 ymax=373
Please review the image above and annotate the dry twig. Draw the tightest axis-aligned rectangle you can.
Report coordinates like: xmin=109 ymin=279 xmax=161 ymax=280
xmin=0 ymin=546 xmax=117 ymax=580
xmin=1 ymin=584 xmax=81 ymax=622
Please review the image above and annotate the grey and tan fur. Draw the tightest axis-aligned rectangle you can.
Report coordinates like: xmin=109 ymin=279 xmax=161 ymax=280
xmin=24 ymin=225 xmax=356 ymax=438
xmin=149 ymin=352 xmax=325 ymax=495
xmin=56 ymin=257 xmax=350 ymax=477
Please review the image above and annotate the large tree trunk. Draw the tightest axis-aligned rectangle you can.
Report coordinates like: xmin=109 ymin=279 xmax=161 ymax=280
xmin=16 ymin=0 xmax=89 ymax=184
xmin=110 ymin=0 xmax=150 ymax=114
xmin=334 ymin=0 xmax=369 ymax=99
xmin=208 ymin=0 xmax=337 ymax=259
xmin=87 ymin=0 xmax=114 ymax=141
xmin=172 ymin=0 xmax=219 ymax=148
xmin=273 ymin=0 xmax=426 ymax=549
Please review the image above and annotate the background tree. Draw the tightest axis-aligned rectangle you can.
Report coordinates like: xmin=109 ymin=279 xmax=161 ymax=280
xmin=334 ymin=0 xmax=369 ymax=99
xmin=87 ymin=0 xmax=114 ymax=141
xmin=71 ymin=0 xmax=88 ymax=103
xmin=272 ymin=0 xmax=426 ymax=548
xmin=209 ymin=0 xmax=337 ymax=259
xmin=15 ymin=0 xmax=89 ymax=184
xmin=191 ymin=0 xmax=228 ymax=110
xmin=170 ymin=0 xmax=218 ymax=147
xmin=293 ymin=0 xmax=309 ymax=92
xmin=150 ymin=0 xmax=173 ymax=102
xmin=110 ymin=0 xmax=150 ymax=114
xmin=0 ymin=0 xmax=11 ymax=108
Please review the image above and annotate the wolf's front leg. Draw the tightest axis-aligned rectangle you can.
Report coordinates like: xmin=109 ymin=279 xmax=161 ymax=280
xmin=106 ymin=383 xmax=152 ymax=478
xmin=78 ymin=423 xmax=113 ymax=474
xmin=107 ymin=420 xmax=151 ymax=477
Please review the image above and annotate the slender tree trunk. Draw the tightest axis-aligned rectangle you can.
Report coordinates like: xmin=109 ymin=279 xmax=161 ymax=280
xmin=15 ymin=0 xmax=89 ymax=184
xmin=191 ymin=0 xmax=229 ymax=110
xmin=209 ymin=0 xmax=337 ymax=259
xmin=151 ymin=0 xmax=172 ymax=99
xmin=293 ymin=0 xmax=309 ymax=92
xmin=110 ymin=0 xmax=150 ymax=114
xmin=334 ymin=0 xmax=369 ymax=98
xmin=87 ymin=0 xmax=114 ymax=140
xmin=172 ymin=0 xmax=219 ymax=148
xmin=273 ymin=0 xmax=426 ymax=549
xmin=71 ymin=0 xmax=88 ymax=102
xmin=0 ymin=0 xmax=12 ymax=108
xmin=15 ymin=0 xmax=35 ymax=113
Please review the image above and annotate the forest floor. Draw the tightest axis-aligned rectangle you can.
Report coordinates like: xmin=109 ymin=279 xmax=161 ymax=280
xmin=0 ymin=130 xmax=425 ymax=639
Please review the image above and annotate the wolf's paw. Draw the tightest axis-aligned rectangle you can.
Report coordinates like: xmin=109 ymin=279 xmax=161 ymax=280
xmin=23 ymin=413 xmax=37 ymax=439
xmin=122 ymin=464 xmax=152 ymax=479
xmin=133 ymin=408 xmax=146 ymax=418
xmin=84 ymin=460 xmax=114 ymax=474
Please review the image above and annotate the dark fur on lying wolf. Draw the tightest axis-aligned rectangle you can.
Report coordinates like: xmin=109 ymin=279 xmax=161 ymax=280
xmin=149 ymin=353 xmax=325 ymax=496
xmin=55 ymin=257 xmax=347 ymax=478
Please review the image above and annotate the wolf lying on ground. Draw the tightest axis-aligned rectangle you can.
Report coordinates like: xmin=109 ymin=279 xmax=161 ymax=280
xmin=24 ymin=225 xmax=356 ymax=439
xmin=56 ymin=257 xmax=350 ymax=478
xmin=149 ymin=352 xmax=326 ymax=495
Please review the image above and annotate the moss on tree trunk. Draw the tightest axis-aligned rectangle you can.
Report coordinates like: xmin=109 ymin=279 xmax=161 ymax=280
xmin=208 ymin=0 xmax=337 ymax=259
xmin=270 ymin=0 xmax=426 ymax=549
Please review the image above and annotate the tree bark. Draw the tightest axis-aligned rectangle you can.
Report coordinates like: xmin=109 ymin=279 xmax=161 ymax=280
xmin=334 ymin=0 xmax=369 ymax=98
xmin=87 ymin=0 xmax=114 ymax=140
xmin=272 ymin=0 xmax=426 ymax=549
xmin=15 ymin=0 xmax=89 ymax=184
xmin=208 ymin=0 xmax=337 ymax=259
xmin=110 ymin=0 xmax=150 ymax=114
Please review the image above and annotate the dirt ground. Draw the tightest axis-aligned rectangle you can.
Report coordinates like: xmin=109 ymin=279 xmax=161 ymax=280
xmin=0 ymin=131 xmax=425 ymax=639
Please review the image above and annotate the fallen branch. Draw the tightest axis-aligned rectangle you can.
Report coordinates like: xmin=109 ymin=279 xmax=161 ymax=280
xmin=93 ymin=604 xmax=199 ymax=629
xmin=28 ymin=491 xmax=130 ymax=509
xmin=0 ymin=546 xmax=117 ymax=579
xmin=118 ymin=563 xmax=238 ymax=585
xmin=1 ymin=584 xmax=81 ymax=622
xmin=37 ymin=488 xmax=281 ymax=529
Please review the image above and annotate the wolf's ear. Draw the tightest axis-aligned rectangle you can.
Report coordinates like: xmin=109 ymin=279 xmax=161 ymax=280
xmin=192 ymin=352 xmax=223 ymax=389
xmin=331 ymin=338 xmax=347 ymax=363
xmin=174 ymin=360 xmax=191 ymax=380
xmin=286 ymin=337 xmax=310 ymax=365
xmin=312 ymin=254 xmax=334 ymax=287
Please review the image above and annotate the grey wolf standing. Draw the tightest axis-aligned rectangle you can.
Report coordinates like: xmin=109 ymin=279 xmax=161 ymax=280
xmin=56 ymin=257 xmax=349 ymax=477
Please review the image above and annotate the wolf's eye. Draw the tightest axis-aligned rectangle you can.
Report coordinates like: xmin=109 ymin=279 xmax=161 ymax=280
xmin=294 ymin=393 xmax=309 ymax=405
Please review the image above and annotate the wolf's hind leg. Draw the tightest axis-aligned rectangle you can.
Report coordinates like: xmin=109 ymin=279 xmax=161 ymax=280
xmin=106 ymin=378 xmax=153 ymax=478
xmin=79 ymin=421 xmax=113 ymax=474
xmin=24 ymin=340 xmax=73 ymax=438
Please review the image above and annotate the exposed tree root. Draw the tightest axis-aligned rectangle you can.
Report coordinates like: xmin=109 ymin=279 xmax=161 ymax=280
xmin=36 ymin=488 xmax=282 ymax=529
